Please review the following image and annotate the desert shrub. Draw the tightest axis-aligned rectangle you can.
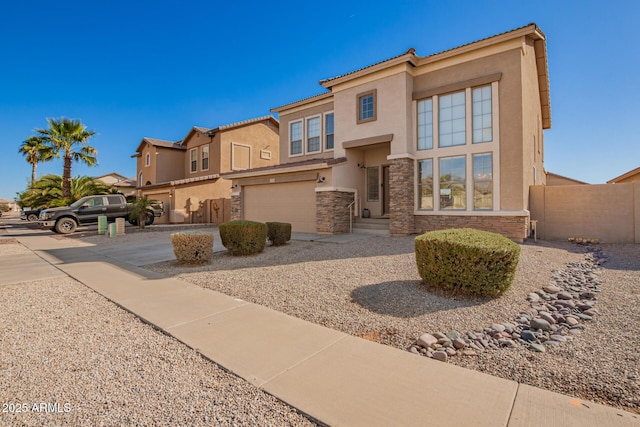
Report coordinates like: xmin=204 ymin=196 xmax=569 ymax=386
xmin=415 ymin=228 xmax=520 ymax=297
xmin=266 ymin=222 xmax=291 ymax=246
xmin=171 ymin=231 xmax=214 ymax=264
xmin=219 ymin=220 xmax=267 ymax=256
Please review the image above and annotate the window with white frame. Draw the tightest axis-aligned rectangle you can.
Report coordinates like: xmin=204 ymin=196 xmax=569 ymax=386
xmin=325 ymin=113 xmax=334 ymax=150
xmin=439 ymin=91 xmax=466 ymax=147
xmin=417 ymin=159 xmax=433 ymax=210
xmin=367 ymin=167 xmax=379 ymax=201
xmin=417 ymin=98 xmax=433 ymax=150
xmin=439 ymin=156 xmax=466 ymax=210
xmin=290 ymin=121 xmax=302 ymax=156
xmin=472 ymin=85 xmax=492 ymax=143
xmin=307 ymin=116 xmax=321 ymax=153
xmin=201 ymin=144 xmax=210 ymax=171
xmin=190 ymin=148 xmax=197 ymax=173
xmin=473 ymin=153 xmax=493 ymax=209
xmin=357 ymin=90 xmax=376 ymax=124
xmin=145 ymin=153 xmax=151 ymax=167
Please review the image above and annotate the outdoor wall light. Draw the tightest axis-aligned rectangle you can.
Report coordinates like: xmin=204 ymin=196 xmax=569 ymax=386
xmin=317 ymin=176 xmax=326 ymax=183
xmin=357 ymin=163 xmax=366 ymax=169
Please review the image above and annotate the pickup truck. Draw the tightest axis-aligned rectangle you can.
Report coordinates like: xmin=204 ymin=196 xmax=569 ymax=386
xmin=38 ymin=194 xmax=163 ymax=234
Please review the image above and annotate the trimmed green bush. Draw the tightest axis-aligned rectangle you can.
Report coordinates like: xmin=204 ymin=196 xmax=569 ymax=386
xmin=171 ymin=231 xmax=214 ymax=264
xmin=219 ymin=220 xmax=268 ymax=256
xmin=415 ymin=228 xmax=520 ymax=297
xmin=266 ymin=222 xmax=292 ymax=246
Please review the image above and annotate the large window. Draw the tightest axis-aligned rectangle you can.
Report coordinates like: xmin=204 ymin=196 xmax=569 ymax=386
xmin=325 ymin=113 xmax=334 ymax=150
xmin=290 ymin=121 xmax=302 ymax=156
xmin=367 ymin=167 xmax=379 ymax=201
xmin=357 ymin=90 xmax=376 ymax=124
xmin=473 ymin=153 xmax=493 ymax=209
xmin=307 ymin=116 xmax=320 ymax=153
xmin=201 ymin=144 xmax=209 ymax=171
xmin=417 ymin=98 xmax=433 ymax=150
xmin=417 ymin=159 xmax=433 ymax=210
xmin=439 ymin=156 xmax=466 ymax=210
xmin=472 ymin=85 xmax=492 ymax=143
xmin=190 ymin=148 xmax=197 ymax=173
xmin=439 ymin=91 xmax=466 ymax=147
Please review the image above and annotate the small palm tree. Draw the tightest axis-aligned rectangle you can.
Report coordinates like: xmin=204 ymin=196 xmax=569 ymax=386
xmin=128 ymin=196 xmax=155 ymax=229
xmin=18 ymin=174 xmax=110 ymax=208
xmin=18 ymin=135 xmax=54 ymax=185
xmin=36 ymin=117 xmax=98 ymax=199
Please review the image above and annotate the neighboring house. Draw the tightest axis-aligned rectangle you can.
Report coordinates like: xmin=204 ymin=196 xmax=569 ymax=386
xmin=132 ymin=116 xmax=279 ymax=224
xmin=607 ymin=166 xmax=640 ymax=184
xmin=226 ymin=23 xmax=551 ymax=241
xmin=0 ymin=198 xmax=20 ymax=212
xmin=546 ymin=172 xmax=588 ymax=186
xmin=94 ymin=172 xmax=136 ymax=196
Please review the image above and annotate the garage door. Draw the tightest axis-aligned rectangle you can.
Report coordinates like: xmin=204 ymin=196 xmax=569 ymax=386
xmin=244 ymin=181 xmax=316 ymax=233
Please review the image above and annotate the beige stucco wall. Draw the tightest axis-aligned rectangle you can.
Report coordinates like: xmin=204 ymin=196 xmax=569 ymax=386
xmin=220 ymin=122 xmax=280 ymax=172
xmin=136 ymin=144 xmax=184 ymax=186
xmin=182 ymin=131 xmax=216 ymax=178
xmin=278 ymin=101 xmax=335 ymax=164
xmin=530 ymin=182 xmax=639 ymax=243
xmin=547 ymin=174 xmax=586 ymax=186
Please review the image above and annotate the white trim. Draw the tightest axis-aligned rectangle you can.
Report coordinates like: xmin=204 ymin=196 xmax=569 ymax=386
xmin=231 ymin=142 xmax=252 ymax=171
xmin=227 ymin=162 xmax=331 ymax=179
xmin=289 ymin=119 xmax=304 ymax=158
xmin=315 ymin=186 xmax=357 ymax=193
xmin=387 ymin=153 xmax=415 ymax=160
xmin=414 ymin=209 xmax=529 ymax=217
xmin=260 ymin=150 xmax=272 ymax=160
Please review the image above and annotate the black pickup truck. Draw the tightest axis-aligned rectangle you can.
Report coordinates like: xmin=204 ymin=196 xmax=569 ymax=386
xmin=38 ymin=194 xmax=163 ymax=234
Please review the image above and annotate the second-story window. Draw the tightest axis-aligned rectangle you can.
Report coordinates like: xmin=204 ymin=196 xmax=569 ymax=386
xmin=290 ymin=121 xmax=303 ymax=156
xmin=307 ymin=117 xmax=320 ymax=153
xmin=357 ymin=89 xmax=377 ymax=124
xmin=201 ymin=144 xmax=209 ymax=171
xmin=190 ymin=148 xmax=197 ymax=173
xmin=325 ymin=113 xmax=334 ymax=150
xmin=145 ymin=153 xmax=151 ymax=167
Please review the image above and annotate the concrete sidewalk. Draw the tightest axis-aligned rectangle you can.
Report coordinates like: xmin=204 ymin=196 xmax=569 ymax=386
xmin=3 ymin=227 xmax=639 ymax=426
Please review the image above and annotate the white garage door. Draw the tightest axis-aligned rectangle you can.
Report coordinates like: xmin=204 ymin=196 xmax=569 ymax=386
xmin=244 ymin=181 xmax=316 ymax=233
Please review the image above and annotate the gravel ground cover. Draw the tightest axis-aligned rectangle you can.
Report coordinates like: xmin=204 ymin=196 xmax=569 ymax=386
xmin=142 ymin=234 xmax=640 ymax=415
xmin=0 ymin=242 xmax=315 ymax=426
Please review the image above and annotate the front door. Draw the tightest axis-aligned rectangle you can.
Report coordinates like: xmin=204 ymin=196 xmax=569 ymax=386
xmin=382 ymin=165 xmax=390 ymax=216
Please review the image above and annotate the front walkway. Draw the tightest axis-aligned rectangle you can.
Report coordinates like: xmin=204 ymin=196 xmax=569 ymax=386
xmin=2 ymin=224 xmax=638 ymax=426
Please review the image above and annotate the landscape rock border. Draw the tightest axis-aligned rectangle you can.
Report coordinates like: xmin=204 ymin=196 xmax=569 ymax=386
xmin=410 ymin=245 xmax=606 ymax=362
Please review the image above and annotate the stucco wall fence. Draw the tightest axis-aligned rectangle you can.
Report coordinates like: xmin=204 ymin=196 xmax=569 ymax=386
xmin=529 ymin=182 xmax=640 ymax=243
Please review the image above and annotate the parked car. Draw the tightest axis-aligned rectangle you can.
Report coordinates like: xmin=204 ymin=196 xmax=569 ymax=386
xmin=21 ymin=208 xmax=43 ymax=221
xmin=38 ymin=194 xmax=163 ymax=234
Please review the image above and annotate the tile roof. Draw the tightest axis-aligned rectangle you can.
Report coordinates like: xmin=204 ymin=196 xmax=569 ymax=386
xmin=270 ymin=91 xmax=333 ymax=113
xmin=208 ymin=115 xmax=279 ymax=134
xmin=143 ymin=137 xmax=185 ymax=150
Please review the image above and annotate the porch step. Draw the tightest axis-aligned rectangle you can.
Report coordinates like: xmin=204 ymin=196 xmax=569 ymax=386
xmin=352 ymin=218 xmax=390 ymax=236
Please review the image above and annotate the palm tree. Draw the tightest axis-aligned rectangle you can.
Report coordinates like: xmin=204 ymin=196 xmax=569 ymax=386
xmin=18 ymin=135 xmax=54 ymax=185
xmin=17 ymin=174 xmax=110 ymax=208
xmin=128 ymin=196 xmax=156 ymax=229
xmin=36 ymin=117 xmax=98 ymax=199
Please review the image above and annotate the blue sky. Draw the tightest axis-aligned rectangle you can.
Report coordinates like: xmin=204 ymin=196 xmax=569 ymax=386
xmin=1 ymin=0 xmax=639 ymax=200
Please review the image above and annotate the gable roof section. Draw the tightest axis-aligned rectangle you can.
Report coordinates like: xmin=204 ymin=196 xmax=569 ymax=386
xmin=133 ymin=137 xmax=185 ymax=156
xmin=607 ymin=166 xmax=640 ymax=183
xmin=271 ymin=91 xmax=334 ymax=114
xmin=206 ymin=115 xmax=279 ymax=136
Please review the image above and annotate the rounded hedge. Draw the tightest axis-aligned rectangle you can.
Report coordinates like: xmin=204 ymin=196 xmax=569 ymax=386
xmin=171 ymin=231 xmax=214 ymax=264
xmin=266 ymin=222 xmax=292 ymax=246
xmin=415 ymin=228 xmax=520 ymax=297
xmin=219 ymin=220 xmax=267 ymax=256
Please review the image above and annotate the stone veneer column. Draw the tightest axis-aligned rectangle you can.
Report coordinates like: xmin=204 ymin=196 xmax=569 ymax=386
xmin=316 ymin=191 xmax=355 ymax=234
xmin=230 ymin=193 xmax=241 ymax=221
xmin=389 ymin=158 xmax=415 ymax=235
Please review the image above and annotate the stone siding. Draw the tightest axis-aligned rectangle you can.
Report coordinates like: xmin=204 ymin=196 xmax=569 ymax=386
xmin=316 ymin=191 xmax=355 ymax=234
xmin=414 ymin=214 xmax=530 ymax=242
xmin=389 ymin=158 xmax=415 ymax=235
xmin=231 ymin=194 xmax=241 ymax=221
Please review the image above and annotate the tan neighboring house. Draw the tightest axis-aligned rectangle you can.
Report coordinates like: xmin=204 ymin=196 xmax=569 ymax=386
xmin=94 ymin=172 xmax=136 ymax=196
xmin=607 ymin=166 xmax=640 ymax=184
xmin=226 ymin=23 xmax=551 ymax=241
xmin=546 ymin=172 xmax=588 ymax=186
xmin=132 ymin=116 xmax=279 ymax=224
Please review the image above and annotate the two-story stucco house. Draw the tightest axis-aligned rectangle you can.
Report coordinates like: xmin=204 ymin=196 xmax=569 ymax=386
xmin=133 ymin=116 xmax=279 ymax=223
xmin=226 ymin=24 xmax=551 ymax=241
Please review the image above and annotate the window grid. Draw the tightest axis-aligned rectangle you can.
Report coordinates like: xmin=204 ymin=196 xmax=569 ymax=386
xmin=367 ymin=167 xmax=379 ymax=201
xmin=201 ymin=145 xmax=209 ymax=171
xmin=290 ymin=121 xmax=302 ymax=155
xmin=439 ymin=91 xmax=466 ymax=147
xmin=472 ymin=85 xmax=492 ymax=143
xmin=307 ymin=117 xmax=321 ymax=152
xmin=417 ymin=98 xmax=433 ymax=150
xmin=325 ymin=113 xmax=334 ymax=150
xmin=190 ymin=149 xmax=197 ymax=173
